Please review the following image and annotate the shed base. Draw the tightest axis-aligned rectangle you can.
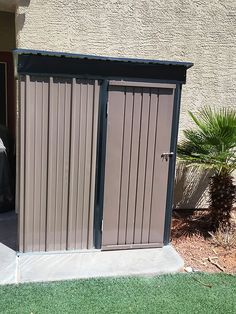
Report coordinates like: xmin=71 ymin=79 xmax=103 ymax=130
xmin=0 ymin=245 xmax=183 ymax=284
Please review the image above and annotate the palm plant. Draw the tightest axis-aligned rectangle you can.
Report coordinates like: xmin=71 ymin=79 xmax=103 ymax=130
xmin=178 ymin=106 xmax=236 ymax=230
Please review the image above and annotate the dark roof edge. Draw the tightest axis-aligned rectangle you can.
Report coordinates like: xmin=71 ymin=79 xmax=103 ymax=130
xmin=13 ymin=48 xmax=193 ymax=69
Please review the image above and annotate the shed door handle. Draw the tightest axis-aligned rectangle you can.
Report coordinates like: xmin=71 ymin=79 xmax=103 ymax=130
xmin=161 ymin=152 xmax=174 ymax=161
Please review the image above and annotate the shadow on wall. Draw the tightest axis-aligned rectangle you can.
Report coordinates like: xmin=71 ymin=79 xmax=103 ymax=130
xmin=174 ymin=162 xmax=212 ymax=209
xmin=16 ymin=0 xmax=31 ymax=32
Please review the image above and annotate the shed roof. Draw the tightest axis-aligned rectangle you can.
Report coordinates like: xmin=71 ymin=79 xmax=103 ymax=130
xmin=14 ymin=49 xmax=193 ymax=83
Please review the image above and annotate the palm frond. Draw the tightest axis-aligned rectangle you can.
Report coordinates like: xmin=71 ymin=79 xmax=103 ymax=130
xmin=178 ymin=106 xmax=236 ymax=174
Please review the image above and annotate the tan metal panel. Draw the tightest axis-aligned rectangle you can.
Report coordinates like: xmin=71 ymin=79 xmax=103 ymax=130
xmin=60 ymin=82 xmax=71 ymax=250
xmin=88 ymin=81 xmax=100 ymax=248
xmin=102 ymin=86 xmax=125 ymax=246
xmin=19 ymin=77 xmax=25 ymax=252
xmin=24 ymin=75 xmax=35 ymax=252
xmin=33 ymin=80 xmax=43 ymax=251
xmin=54 ymin=81 xmax=65 ymax=250
xmin=39 ymin=79 xmax=49 ymax=251
xmin=125 ymin=88 xmax=142 ymax=244
xmin=67 ymin=78 xmax=80 ymax=250
xmin=19 ymin=76 xmax=99 ymax=252
xmin=149 ymin=89 xmax=174 ymax=243
xmin=67 ymin=79 xmax=80 ymax=249
xmin=134 ymin=90 xmax=150 ymax=244
xmin=82 ymin=83 xmax=93 ymax=249
xmin=75 ymin=82 xmax=87 ymax=248
xmin=46 ymin=78 xmax=58 ymax=251
xmin=67 ymin=79 xmax=100 ymax=250
xmin=19 ymin=76 xmax=50 ymax=252
xmin=47 ymin=78 xmax=72 ymax=251
xmin=117 ymin=87 xmax=133 ymax=244
xmin=25 ymin=78 xmax=49 ymax=252
xmin=141 ymin=91 xmax=159 ymax=244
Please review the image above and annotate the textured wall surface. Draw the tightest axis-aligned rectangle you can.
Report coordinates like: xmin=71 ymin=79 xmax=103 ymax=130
xmin=16 ymin=0 xmax=236 ymax=134
xmin=0 ymin=11 xmax=16 ymax=51
xmin=16 ymin=0 xmax=236 ymax=208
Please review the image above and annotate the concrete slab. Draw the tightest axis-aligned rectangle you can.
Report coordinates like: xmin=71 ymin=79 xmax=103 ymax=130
xmin=18 ymin=245 xmax=184 ymax=283
xmin=0 ymin=243 xmax=17 ymax=285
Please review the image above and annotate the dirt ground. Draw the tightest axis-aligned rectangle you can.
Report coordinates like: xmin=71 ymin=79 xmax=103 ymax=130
xmin=171 ymin=209 xmax=236 ymax=273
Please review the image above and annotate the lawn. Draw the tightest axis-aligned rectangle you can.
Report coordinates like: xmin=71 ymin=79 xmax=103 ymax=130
xmin=0 ymin=274 xmax=235 ymax=314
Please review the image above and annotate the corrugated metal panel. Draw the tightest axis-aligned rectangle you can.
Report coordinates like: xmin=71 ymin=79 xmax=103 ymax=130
xmin=20 ymin=75 xmax=49 ymax=252
xmin=102 ymin=82 xmax=175 ymax=249
xmin=67 ymin=80 xmax=100 ymax=250
xmin=19 ymin=76 xmax=26 ymax=252
xmin=19 ymin=76 xmax=99 ymax=252
xmin=46 ymin=77 xmax=71 ymax=251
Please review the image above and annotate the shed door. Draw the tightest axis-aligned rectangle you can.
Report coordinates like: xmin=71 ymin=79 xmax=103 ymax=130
xmin=102 ymin=81 xmax=175 ymax=250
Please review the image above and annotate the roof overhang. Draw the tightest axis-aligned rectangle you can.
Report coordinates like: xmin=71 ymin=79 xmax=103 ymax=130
xmin=14 ymin=49 xmax=193 ymax=84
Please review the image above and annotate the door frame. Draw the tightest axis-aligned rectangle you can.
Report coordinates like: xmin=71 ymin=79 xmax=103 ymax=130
xmin=94 ymin=79 xmax=182 ymax=249
xmin=163 ymin=84 xmax=182 ymax=245
xmin=93 ymin=80 xmax=109 ymax=249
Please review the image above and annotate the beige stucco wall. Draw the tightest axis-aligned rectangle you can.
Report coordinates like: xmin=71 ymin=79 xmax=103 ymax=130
xmin=0 ymin=11 xmax=16 ymax=51
xmin=16 ymin=0 xmax=236 ymax=208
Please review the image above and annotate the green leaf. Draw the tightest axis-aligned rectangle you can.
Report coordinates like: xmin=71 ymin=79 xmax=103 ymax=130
xmin=178 ymin=106 xmax=236 ymax=175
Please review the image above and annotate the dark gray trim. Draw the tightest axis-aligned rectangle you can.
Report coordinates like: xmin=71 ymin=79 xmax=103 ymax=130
xmin=93 ymin=80 xmax=109 ymax=249
xmin=163 ymin=84 xmax=182 ymax=245
xmin=14 ymin=51 xmax=193 ymax=84
xmin=13 ymin=48 xmax=193 ymax=69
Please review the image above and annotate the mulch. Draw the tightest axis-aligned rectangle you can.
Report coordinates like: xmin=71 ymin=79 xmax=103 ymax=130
xmin=171 ymin=209 xmax=236 ymax=273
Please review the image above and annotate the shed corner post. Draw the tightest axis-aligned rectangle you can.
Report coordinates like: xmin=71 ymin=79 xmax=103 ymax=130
xmin=163 ymin=83 xmax=182 ymax=246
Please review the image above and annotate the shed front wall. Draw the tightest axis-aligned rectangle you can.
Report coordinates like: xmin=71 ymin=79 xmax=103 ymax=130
xmin=19 ymin=76 xmax=99 ymax=252
xmin=16 ymin=0 xmax=236 ymax=209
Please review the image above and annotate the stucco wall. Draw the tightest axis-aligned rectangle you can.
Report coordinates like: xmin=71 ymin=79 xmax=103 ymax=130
xmin=16 ymin=0 xmax=236 ymax=208
xmin=0 ymin=11 xmax=16 ymax=51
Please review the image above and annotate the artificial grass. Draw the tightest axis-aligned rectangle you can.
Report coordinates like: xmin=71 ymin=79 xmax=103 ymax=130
xmin=0 ymin=273 xmax=235 ymax=314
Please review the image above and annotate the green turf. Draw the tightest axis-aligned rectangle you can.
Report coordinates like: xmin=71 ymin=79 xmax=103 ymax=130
xmin=0 ymin=273 xmax=235 ymax=314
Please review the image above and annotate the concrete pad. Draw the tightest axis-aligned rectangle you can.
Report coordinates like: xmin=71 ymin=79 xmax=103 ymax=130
xmin=0 ymin=243 xmax=17 ymax=284
xmin=18 ymin=245 xmax=183 ymax=283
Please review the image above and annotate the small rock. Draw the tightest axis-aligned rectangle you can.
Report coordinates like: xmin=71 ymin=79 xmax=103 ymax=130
xmin=184 ymin=266 xmax=193 ymax=272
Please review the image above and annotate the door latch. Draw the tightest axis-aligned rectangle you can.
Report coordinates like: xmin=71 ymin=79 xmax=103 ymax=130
xmin=161 ymin=152 xmax=174 ymax=161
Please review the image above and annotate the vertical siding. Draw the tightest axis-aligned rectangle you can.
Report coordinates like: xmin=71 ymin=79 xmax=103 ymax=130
xmin=46 ymin=78 xmax=71 ymax=251
xmin=19 ymin=76 xmax=99 ymax=252
xmin=21 ymin=76 xmax=49 ymax=252
xmin=102 ymin=82 xmax=175 ymax=249
xmin=19 ymin=76 xmax=26 ymax=252
xmin=67 ymin=80 xmax=99 ymax=250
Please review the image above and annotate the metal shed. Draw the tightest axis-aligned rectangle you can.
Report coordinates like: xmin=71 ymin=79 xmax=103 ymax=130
xmin=15 ymin=49 xmax=193 ymax=253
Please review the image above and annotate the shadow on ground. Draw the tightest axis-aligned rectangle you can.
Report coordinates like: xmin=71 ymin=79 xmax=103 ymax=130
xmin=0 ymin=211 xmax=17 ymax=251
xmin=171 ymin=209 xmax=213 ymax=239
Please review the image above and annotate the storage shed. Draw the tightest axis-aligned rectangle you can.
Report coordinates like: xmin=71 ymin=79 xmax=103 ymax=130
xmin=15 ymin=49 xmax=193 ymax=253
